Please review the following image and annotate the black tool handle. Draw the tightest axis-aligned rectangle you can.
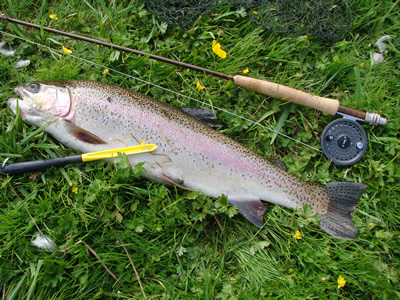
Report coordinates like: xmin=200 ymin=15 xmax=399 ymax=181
xmin=1 ymin=155 xmax=82 ymax=175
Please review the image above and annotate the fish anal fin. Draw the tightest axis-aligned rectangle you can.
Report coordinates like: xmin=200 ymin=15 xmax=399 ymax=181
xmin=228 ymin=197 xmax=266 ymax=228
xmin=319 ymin=182 xmax=367 ymax=239
xmin=65 ymin=121 xmax=107 ymax=144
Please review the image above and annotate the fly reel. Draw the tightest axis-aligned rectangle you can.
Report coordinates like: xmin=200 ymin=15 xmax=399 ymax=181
xmin=320 ymin=118 xmax=368 ymax=166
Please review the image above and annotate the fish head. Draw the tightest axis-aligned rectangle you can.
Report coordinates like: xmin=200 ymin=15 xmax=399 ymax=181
xmin=8 ymin=82 xmax=71 ymax=127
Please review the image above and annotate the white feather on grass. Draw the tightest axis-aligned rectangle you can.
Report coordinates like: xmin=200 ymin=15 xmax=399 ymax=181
xmin=0 ymin=42 xmax=15 ymax=56
xmin=32 ymin=233 xmax=57 ymax=252
xmin=376 ymin=35 xmax=391 ymax=53
xmin=15 ymin=59 xmax=31 ymax=68
xmin=373 ymin=52 xmax=384 ymax=64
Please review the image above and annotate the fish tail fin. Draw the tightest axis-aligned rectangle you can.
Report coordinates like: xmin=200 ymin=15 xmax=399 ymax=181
xmin=319 ymin=182 xmax=367 ymax=239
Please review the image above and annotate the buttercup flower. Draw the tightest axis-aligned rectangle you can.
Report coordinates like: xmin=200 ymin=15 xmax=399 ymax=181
xmin=295 ymin=72 xmax=303 ymax=78
xmin=49 ymin=14 xmax=58 ymax=20
xmin=212 ymin=40 xmax=226 ymax=59
xmin=293 ymin=230 xmax=302 ymax=240
xmin=337 ymin=275 xmax=346 ymax=288
xmin=243 ymin=68 xmax=249 ymax=74
xmin=72 ymin=187 xmax=78 ymax=194
xmin=62 ymin=46 xmax=72 ymax=54
xmin=196 ymin=80 xmax=205 ymax=91
xmin=103 ymin=68 xmax=109 ymax=75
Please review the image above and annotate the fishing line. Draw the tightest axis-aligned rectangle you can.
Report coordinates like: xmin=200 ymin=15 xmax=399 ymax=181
xmin=1 ymin=30 xmax=322 ymax=152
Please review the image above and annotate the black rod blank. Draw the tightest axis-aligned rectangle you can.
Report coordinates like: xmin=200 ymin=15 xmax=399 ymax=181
xmin=1 ymin=155 xmax=82 ymax=175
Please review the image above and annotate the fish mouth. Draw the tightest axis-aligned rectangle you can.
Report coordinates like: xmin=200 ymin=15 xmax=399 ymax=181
xmin=7 ymin=97 xmax=18 ymax=115
xmin=7 ymin=86 xmax=29 ymax=116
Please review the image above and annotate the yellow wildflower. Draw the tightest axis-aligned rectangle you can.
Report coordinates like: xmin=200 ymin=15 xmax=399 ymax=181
xmin=71 ymin=187 xmax=78 ymax=194
xmin=243 ymin=68 xmax=249 ymax=74
xmin=337 ymin=275 xmax=346 ymax=288
xmin=103 ymin=68 xmax=109 ymax=75
xmin=49 ymin=14 xmax=58 ymax=20
xmin=212 ymin=40 xmax=226 ymax=59
xmin=253 ymin=11 xmax=258 ymax=15
xmin=196 ymin=80 xmax=205 ymax=91
xmin=293 ymin=230 xmax=302 ymax=240
xmin=62 ymin=46 xmax=72 ymax=54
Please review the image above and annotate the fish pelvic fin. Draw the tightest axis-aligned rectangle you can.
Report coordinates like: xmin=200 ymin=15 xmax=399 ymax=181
xmin=228 ymin=197 xmax=266 ymax=228
xmin=319 ymin=182 xmax=367 ymax=239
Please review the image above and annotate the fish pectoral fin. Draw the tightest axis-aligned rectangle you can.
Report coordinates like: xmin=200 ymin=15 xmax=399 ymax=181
xmin=228 ymin=197 xmax=266 ymax=228
xmin=65 ymin=121 xmax=107 ymax=144
xmin=160 ymin=172 xmax=191 ymax=190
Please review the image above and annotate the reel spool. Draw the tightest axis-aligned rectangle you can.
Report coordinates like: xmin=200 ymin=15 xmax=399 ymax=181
xmin=320 ymin=118 xmax=368 ymax=166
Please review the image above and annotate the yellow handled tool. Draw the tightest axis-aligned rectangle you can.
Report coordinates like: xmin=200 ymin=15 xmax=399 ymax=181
xmin=1 ymin=144 xmax=157 ymax=175
xmin=81 ymin=144 xmax=157 ymax=162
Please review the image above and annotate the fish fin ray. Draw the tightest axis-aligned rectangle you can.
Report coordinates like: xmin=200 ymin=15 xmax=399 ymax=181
xmin=319 ymin=182 xmax=367 ymax=239
xmin=160 ymin=172 xmax=191 ymax=190
xmin=180 ymin=107 xmax=223 ymax=128
xmin=228 ymin=197 xmax=266 ymax=228
xmin=65 ymin=121 xmax=107 ymax=144
xmin=270 ymin=158 xmax=287 ymax=172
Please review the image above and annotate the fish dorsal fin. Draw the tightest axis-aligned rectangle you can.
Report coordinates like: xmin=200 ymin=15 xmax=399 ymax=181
xmin=270 ymin=158 xmax=287 ymax=172
xmin=228 ymin=197 xmax=266 ymax=228
xmin=65 ymin=121 xmax=107 ymax=144
xmin=180 ymin=107 xmax=223 ymax=128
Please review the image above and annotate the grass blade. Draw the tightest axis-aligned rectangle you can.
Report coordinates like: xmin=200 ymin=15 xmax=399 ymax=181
xmin=26 ymin=260 xmax=43 ymax=300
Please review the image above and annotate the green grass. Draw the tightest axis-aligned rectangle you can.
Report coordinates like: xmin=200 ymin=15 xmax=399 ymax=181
xmin=1 ymin=0 xmax=399 ymax=298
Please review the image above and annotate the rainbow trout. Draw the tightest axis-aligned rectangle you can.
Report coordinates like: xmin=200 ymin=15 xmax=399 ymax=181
xmin=7 ymin=81 xmax=367 ymax=239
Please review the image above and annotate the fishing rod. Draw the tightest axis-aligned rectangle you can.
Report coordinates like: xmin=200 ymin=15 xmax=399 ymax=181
xmin=0 ymin=14 xmax=386 ymax=124
xmin=0 ymin=14 xmax=388 ymax=165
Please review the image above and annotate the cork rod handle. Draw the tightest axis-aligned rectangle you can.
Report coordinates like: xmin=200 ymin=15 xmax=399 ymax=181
xmin=234 ymin=75 xmax=340 ymax=116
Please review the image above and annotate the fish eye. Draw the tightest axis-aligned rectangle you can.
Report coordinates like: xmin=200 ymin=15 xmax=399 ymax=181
xmin=26 ymin=83 xmax=41 ymax=93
